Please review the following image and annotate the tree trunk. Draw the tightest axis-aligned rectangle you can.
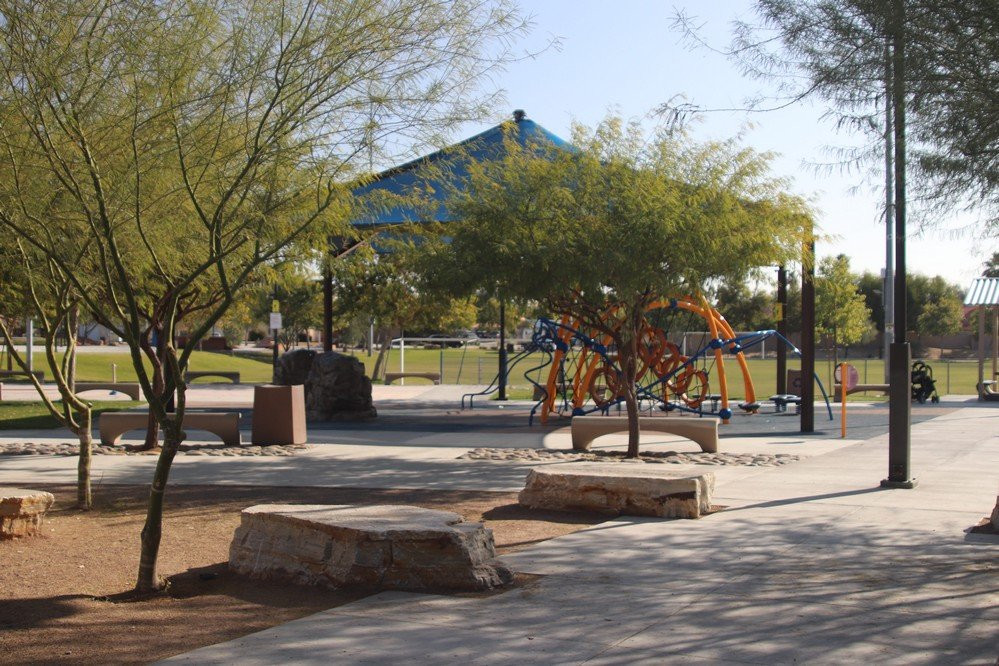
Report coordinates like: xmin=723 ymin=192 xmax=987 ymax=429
xmin=76 ymin=411 xmax=93 ymax=509
xmin=622 ymin=309 xmax=642 ymax=458
xmin=135 ymin=418 xmax=184 ymax=593
xmin=142 ymin=412 xmax=159 ymax=450
xmin=371 ymin=328 xmax=393 ymax=381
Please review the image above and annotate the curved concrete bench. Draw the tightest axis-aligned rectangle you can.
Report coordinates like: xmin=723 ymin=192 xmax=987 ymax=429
xmin=99 ymin=411 xmax=241 ymax=446
xmin=571 ymin=415 xmax=718 ymax=453
xmin=185 ymin=371 xmax=240 ymax=384
xmin=384 ymin=372 xmax=441 ymax=385
xmin=75 ymin=382 xmax=142 ymax=401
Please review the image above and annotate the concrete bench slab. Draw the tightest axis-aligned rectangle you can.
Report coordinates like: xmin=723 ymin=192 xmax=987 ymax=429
xmin=185 ymin=371 xmax=240 ymax=384
xmin=571 ymin=416 xmax=719 ymax=453
xmin=99 ymin=411 xmax=241 ymax=446
xmin=519 ymin=463 xmax=714 ymax=519
xmin=0 ymin=488 xmax=55 ymax=539
xmin=75 ymin=382 xmax=143 ymax=400
xmin=229 ymin=504 xmax=512 ymax=592
xmin=383 ymin=372 xmax=441 ymax=385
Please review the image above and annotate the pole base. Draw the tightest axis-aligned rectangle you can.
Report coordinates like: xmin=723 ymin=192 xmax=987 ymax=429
xmin=880 ymin=477 xmax=917 ymax=489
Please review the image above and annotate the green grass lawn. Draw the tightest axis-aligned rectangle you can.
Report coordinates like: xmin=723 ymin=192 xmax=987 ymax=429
xmin=0 ymin=400 xmax=142 ymax=430
xmin=3 ymin=346 xmax=979 ymax=399
xmin=343 ymin=345 xmax=980 ymax=400
xmin=6 ymin=350 xmax=274 ymax=384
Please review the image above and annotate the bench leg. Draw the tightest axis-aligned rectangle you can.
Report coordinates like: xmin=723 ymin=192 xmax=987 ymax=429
xmin=99 ymin=428 xmax=124 ymax=447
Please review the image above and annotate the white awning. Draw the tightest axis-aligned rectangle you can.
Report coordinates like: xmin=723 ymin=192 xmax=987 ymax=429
xmin=964 ymin=277 xmax=999 ymax=306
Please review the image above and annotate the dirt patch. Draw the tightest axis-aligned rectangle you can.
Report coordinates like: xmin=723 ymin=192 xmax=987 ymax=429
xmin=0 ymin=484 xmax=604 ymax=665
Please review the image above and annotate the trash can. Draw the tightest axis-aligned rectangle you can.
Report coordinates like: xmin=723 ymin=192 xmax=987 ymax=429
xmin=252 ymin=384 xmax=307 ymax=445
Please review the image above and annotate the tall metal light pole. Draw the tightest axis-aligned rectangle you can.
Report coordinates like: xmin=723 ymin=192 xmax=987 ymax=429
xmin=776 ymin=266 xmax=788 ymax=395
xmin=801 ymin=238 xmax=815 ymax=433
xmin=883 ymin=40 xmax=895 ymax=381
xmin=883 ymin=0 xmax=916 ymax=488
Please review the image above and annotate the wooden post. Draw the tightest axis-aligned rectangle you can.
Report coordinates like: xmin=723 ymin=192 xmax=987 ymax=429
xmin=978 ymin=304 xmax=986 ymax=397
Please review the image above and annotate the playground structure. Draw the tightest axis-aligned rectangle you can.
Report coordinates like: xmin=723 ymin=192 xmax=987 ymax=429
xmin=463 ymin=296 xmax=833 ymax=424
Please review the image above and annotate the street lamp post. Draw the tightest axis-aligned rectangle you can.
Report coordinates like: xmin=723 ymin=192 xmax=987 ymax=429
xmin=883 ymin=0 xmax=916 ymax=489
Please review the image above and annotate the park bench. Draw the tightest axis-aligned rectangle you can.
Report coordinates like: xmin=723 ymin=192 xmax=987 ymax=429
xmin=571 ymin=415 xmax=719 ymax=453
xmin=769 ymin=394 xmax=801 ymax=413
xmin=184 ymin=371 xmax=240 ymax=384
xmin=383 ymin=372 xmax=441 ymax=385
xmin=832 ymin=383 xmax=889 ymax=398
xmin=99 ymin=411 xmax=241 ymax=447
xmin=74 ymin=382 xmax=143 ymax=401
xmin=0 ymin=370 xmax=44 ymax=381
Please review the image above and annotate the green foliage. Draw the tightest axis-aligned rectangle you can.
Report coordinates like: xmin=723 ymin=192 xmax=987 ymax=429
xmin=423 ymin=117 xmax=811 ymax=312
xmin=332 ymin=245 xmax=476 ymax=334
xmin=857 ymin=270 xmax=966 ymax=336
xmin=712 ymin=279 xmax=777 ymax=331
xmin=248 ymin=267 xmax=323 ymax=348
xmin=916 ymin=299 xmax=964 ymax=337
xmin=906 ymin=274 xmax=964 ymax=335
xmin=983 ymin=252 xmax=999 ymax=278
xmin=0 ymin=0 xmax=533 ymax=591
xmin=815 ymin=255 xmax=873 ymax=352
xmin=730 ymin=0 xmax=999 ymax=232
xmin=421 ymin=115 xmax=812 ymax=456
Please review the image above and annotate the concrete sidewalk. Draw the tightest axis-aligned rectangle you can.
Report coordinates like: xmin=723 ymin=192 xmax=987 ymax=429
xmin=150 ymin=406 xmax=998 ymax=665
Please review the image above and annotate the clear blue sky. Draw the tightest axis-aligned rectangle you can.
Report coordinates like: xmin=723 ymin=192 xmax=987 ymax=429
xmin=438 ymin=0 xmax=990 ymax=289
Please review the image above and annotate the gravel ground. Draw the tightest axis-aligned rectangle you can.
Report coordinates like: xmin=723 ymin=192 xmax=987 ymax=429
xmin=0 ymin=442 xmax=309 ymax=457
xmin=458 ymin=447 xmax=802 ymax=466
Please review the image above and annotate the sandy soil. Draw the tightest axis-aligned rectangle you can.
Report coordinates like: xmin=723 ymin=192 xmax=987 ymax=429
xmin=0 ymin=484 xmax=603 ymax=665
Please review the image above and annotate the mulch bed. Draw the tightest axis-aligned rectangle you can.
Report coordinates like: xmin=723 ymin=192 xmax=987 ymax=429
xmin=0 ymin=484 xmax=604 ymax=665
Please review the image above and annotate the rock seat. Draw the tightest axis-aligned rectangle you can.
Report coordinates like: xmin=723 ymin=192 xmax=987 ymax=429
xmin=0 ymin=488 xmax=55 ymax=538
xmin=518 ymin=463 xmax=714 ymax=519
xmin=229 ymin=504 xmax=512 ymax=592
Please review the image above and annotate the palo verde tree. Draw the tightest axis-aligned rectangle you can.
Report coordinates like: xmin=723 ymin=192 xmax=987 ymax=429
xmin=0 ymin=0 xmax=530 ymax=592
xmin=420 ymin=116 xmax=811 ymax=457
xmin=0 ymin=238 xmax=99 ymax=509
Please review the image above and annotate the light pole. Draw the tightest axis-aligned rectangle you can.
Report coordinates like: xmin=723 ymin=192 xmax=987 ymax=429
xmin=883 ymin=0 xmax=915 ymax=488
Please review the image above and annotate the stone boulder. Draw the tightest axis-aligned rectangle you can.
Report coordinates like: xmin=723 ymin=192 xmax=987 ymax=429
xmin=518 ymin=463 xmax=714 ymax=519
xmin=229 ymin=504 xmax=513 ymax=592
xmin=0 ymin=488 xmax=55 ymax=538
xmin=273 ymin=348 xmax=316 ymax=385
xmin=991 ymin=495 xmax=999 ymax=530
xmin=274 ymin=350 xmax=376 ymax=421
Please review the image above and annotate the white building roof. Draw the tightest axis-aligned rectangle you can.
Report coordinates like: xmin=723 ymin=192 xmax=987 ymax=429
xmin=964 ymin=277 xmax=999 ymax=306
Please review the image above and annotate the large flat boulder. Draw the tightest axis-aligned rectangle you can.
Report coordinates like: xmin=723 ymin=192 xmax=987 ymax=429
xmin=518 ymin=463 xmax=714 ymax=519
xmin=0 ymin=488 xmax=55 ymax=539
xmin=229 ymin=504 xmax=512 ymax=592
xmin=991 ymin=495 xmax=999 ymax=530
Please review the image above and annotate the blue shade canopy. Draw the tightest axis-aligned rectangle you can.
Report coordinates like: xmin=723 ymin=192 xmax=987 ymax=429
xmin=351 ymin=111 xmax=572 ymax=228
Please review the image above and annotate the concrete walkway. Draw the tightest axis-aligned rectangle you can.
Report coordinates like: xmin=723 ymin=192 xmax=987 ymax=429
xmin=151 ymin=406 xmax=998 ymax=664
xmin=1 ymin=391 xmax=995 ymax=663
